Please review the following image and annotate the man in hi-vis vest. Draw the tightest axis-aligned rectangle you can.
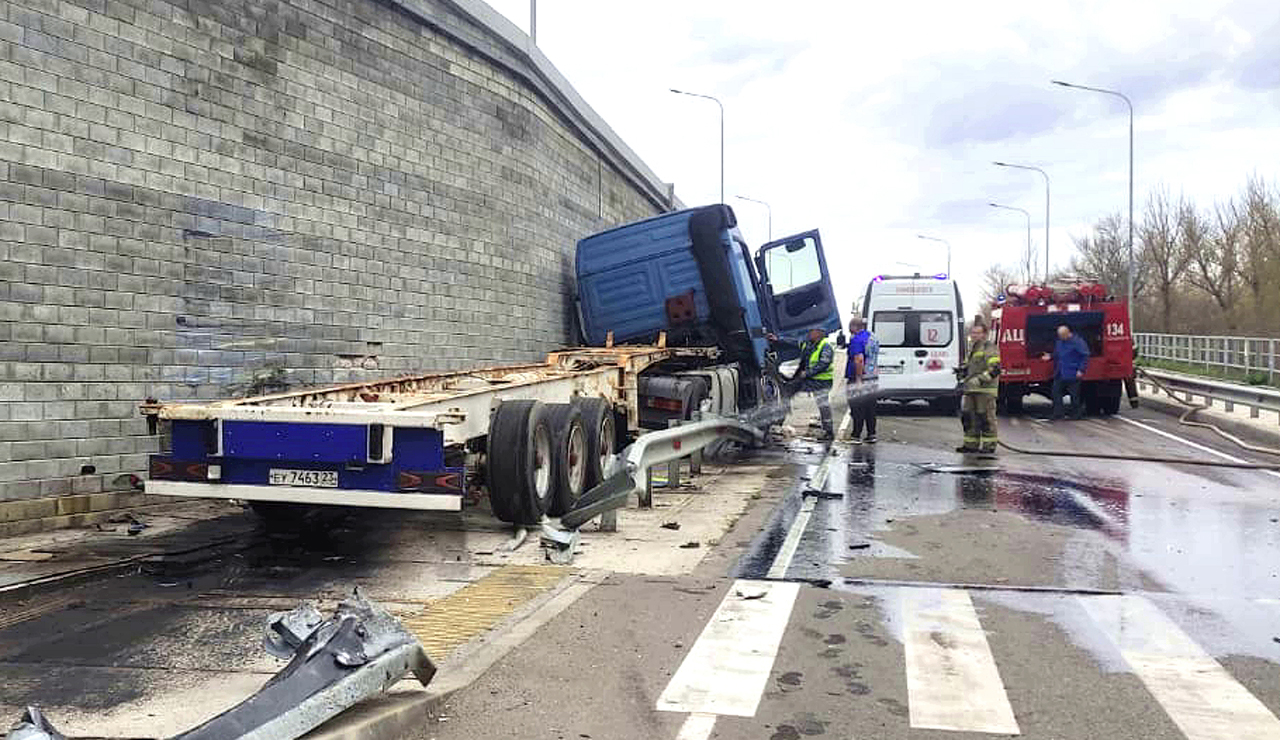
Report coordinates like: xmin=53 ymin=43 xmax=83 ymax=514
xmin=770 ymin=327 xmax=835 ymax=440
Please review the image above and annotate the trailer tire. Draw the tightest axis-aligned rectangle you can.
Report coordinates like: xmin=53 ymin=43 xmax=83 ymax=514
xmin=488 ymin=400 xmax=554 ymax=525
xmin=546 ymin=403 xmax=587 ymax=517
xmin=573 ymin=397 xmax=616 ymax=493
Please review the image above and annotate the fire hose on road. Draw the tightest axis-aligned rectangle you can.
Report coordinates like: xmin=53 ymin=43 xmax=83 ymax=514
xmin=997 ymin=367 xmax=1280 ymax=469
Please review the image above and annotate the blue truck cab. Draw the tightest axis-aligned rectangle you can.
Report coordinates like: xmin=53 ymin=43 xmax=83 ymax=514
xmin=576 ymin=204 xmax=842 ymax=371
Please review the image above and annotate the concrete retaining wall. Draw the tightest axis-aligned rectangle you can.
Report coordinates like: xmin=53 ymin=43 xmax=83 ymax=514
xmin=0 ymin=0 xmax=676 ymax=507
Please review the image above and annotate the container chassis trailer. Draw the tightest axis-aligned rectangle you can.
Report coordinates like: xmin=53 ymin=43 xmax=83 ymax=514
xmin=141 ymin=343 xmax=765 ymax=526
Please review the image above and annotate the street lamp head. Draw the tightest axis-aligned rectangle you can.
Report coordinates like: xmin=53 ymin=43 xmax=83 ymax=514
xmin=1050 ymin=80 xmax=1073 ymax=88
xmin=988 ymin=202 xmax=1000 ymax=208
xmin=669 ymin=88 xmax=683 ymax=94
xmin=993 ymin=161 xmax=1008 ymax=167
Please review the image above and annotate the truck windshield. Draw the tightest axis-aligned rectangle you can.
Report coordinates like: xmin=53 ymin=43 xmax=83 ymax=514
xmin=763 ymin=236 xmax=821 ymax=292
xmin=873 ymin=311 xmax=953 ymax=347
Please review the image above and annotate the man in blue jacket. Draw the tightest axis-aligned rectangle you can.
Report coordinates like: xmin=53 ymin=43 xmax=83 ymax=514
xmin=1045 ymin=325 xmax=1090 ymax=420
xmin=845 ymin=317 xmax=880 ymax=444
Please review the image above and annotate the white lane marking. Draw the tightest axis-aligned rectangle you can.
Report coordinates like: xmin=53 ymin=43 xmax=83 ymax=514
xmin=675 ymin=712 xmax=717 ymax=740
xmin=1080 ymin=594 xmax=1280 ymax=740
xmin=658 ymin=579 xmax=801 ymax=717
xmin=838 ymin=410 xmax=852 ymax=439
xmin=767 ymin=496 xmax=816 ymax=580
xmin=765 ymin=446 xmax=837 ymax=580
xmin=1118 ymin=416 xmax=1280 ymax=480
xmin=902 ymin=588 xmax=1020 ymax=735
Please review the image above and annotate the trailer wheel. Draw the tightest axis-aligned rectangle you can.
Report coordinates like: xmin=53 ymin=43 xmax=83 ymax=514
xmin=573 ymin=397 xmax=616 ymax=493
xmin=488 ymin=400 xmax=554 ymax=524
xmin=545 ymin=403 xmax=587 ymax=517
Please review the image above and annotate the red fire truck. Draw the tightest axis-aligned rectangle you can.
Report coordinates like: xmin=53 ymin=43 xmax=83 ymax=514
xmin=988 ymin=282 xmax=1138 ymax=415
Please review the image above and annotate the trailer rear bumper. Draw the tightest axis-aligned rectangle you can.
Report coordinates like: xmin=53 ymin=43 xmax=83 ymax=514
xmin=145 ymin=480 xmax=463 ymax=511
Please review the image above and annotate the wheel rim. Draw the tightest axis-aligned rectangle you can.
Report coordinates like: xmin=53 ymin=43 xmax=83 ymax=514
xmin=566 ymin=424 xmax=586 ymax=493
xmin=533 ymin=425 xmax=552 ymax=502
xmin=598 ymin=416 xmax=615 ymax=474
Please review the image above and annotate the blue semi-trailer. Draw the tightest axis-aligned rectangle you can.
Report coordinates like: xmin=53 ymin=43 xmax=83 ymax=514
xmin=143 ymin=205 xmax=841 ymax=525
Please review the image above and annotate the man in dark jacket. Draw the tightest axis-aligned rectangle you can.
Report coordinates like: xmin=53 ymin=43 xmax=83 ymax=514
xmin=1045 ymin=325 xmax=1090 ymax=420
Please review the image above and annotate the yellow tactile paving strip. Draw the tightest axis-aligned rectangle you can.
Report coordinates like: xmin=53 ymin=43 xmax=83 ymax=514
xmin=401 ymin=564 xmax=569 ymax=661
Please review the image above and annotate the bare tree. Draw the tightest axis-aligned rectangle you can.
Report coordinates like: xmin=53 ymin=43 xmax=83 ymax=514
xmin=1141 ymin=188 xmax=1195 ymax=331
xmin=1237 ymin=176 xmax=1280 ymax=328
xmin=1069 ymin=212 xmax=1139 ymax=297
xmin=1186 ymin=199 xmax=1242 ymax=328
xmin=979 ymin=263 xmax=1018 ymax=316
xmin=1019 ymin=239 xmax=1040 ymax=286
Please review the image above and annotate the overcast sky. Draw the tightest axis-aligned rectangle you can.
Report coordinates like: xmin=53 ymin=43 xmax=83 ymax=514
xmin=487 ymin=0 xmax=1280 ymax=319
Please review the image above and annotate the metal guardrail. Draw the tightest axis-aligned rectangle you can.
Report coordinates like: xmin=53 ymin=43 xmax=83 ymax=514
xmin=1135 ymin=332 xmax=1279 ymax=384
xmin=1137 ymin=368 xmax=1280 ymax=425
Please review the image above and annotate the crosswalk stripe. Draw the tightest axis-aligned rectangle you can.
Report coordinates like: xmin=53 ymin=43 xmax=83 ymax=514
xmin=902 ymin=588 xmax=1021 ymax=735
xmin=657 ymin=579 xmax=801 ymax=717
xmin=675 ymin=712 xmax=717 ymax=740
xmin=1080 ymin=594 xmax=1280 ymax=740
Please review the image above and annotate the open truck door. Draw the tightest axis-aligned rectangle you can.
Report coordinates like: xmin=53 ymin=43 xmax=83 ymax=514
xmin=755 ymin=229 xmax=842 ymax=357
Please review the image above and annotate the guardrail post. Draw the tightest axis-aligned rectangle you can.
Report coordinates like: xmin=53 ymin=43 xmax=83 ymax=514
xmin=599 ymin=508 xmax=618 ymax=532
xmin=690 ymin=446 xmax=702 ymax=475
xmin=666 ymin=419 xmax=682 ymax=488
xmin=640 ymin=467 xmax=653 ymax=508
xmin=1273 ymin=339 xmax=1277 ymax=386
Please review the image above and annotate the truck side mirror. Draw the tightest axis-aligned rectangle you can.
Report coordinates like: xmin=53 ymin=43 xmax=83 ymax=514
xmin=836 ymin=331 xmax=847 ymax=348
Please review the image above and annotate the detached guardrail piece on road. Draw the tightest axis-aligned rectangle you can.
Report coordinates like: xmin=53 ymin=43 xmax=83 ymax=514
xmin=4 ymin=708 xmax=65 ymax=740
xmin=5 ymin=591 xmax=435 ymax=740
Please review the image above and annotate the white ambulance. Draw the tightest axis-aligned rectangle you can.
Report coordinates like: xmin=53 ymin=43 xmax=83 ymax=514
xmin=859 ymin=274 xmax=965 ymax=412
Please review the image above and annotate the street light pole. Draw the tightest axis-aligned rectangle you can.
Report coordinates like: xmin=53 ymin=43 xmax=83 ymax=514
xmin=1052 ymin=80 xmax=1134 ymax=322
xmin=989 ymin=202 xmax=1032 ymax=281
xmin=734 ymin=195 xmax=771 ymax=239
xmin=993 ymin=161 xmax=1050 ymax=281
xmin=915 ymin=234 xmax=951 ymax=276
xmin=670 ymin=89 xmax=724 ymax=204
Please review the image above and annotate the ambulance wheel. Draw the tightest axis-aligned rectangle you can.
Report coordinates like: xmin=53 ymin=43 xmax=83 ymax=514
xmin=488 ymin=400 xmax=554 ymax=524
xmin=572 ymin=397 xmax=617 ymax=492
xmin=545 ymin=403 xmax=587 ymax=517
xmin=1002 ymin=392 xmax=1023 ymax=415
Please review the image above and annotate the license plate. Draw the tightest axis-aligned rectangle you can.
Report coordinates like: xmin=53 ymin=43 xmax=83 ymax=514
xmin=879 ymin=366 xmax=904 ymax=374
xmin=268 ymin=469 xmax=338 ymax=488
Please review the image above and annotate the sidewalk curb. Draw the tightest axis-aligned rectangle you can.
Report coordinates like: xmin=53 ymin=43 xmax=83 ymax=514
xmin=306 ymin=575 xmax=598 ymax=740
xmin=1139 ymin=393 xmax=1280 ymax=449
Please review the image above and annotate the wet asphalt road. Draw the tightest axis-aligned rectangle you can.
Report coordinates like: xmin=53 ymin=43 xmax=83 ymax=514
xmin=418 ymin=400 xmax=1280 ymax=740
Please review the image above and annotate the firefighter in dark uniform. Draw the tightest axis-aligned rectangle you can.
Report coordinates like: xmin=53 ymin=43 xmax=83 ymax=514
xmin=957 ymin=318 xmax=1001 ymax=454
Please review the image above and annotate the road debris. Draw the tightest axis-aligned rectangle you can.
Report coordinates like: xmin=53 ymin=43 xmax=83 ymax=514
xmin=7 ymin=591 xmax=435 ymax=740
xmin=679 ymin=541 xmax=701 ymax=549
xmin=4 ymin=707 xmax=65 ymax=740
xmin=540 ymin=524 xmax=579 ymax=565
xmin=661 ymin=521 xmax=681 ymax=530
